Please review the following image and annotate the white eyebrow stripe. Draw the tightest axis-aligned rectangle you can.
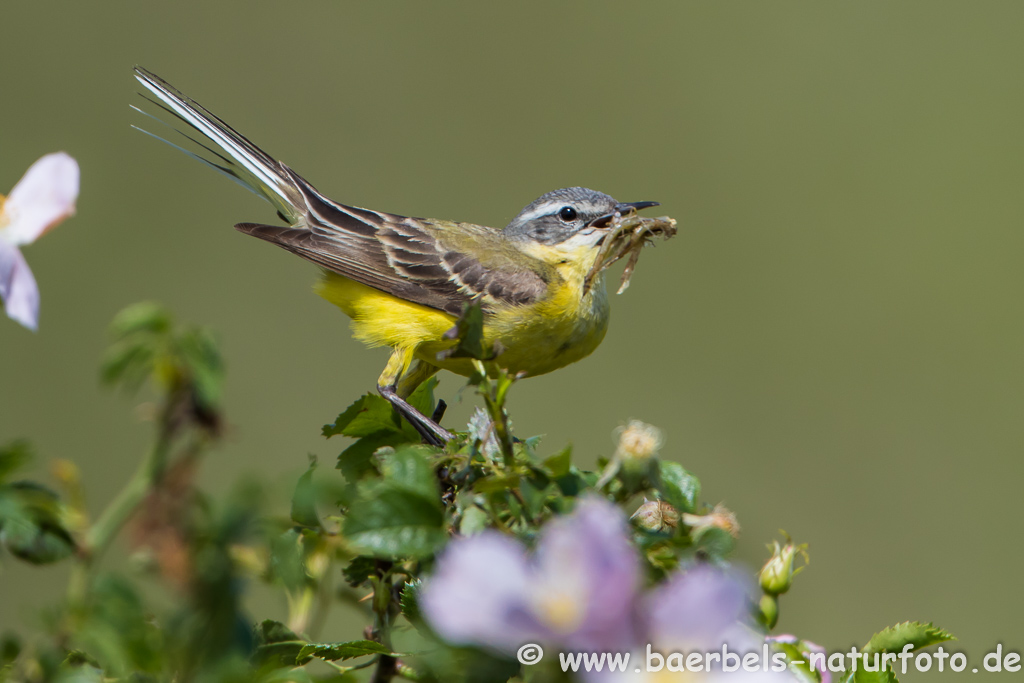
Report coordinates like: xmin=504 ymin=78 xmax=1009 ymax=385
xmin=513 ymin=203 xmax=560 ymax=224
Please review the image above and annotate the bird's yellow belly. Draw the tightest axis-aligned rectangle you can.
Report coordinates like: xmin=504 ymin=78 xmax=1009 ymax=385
xmin=315 ymin=272 xmax=609 ymax=378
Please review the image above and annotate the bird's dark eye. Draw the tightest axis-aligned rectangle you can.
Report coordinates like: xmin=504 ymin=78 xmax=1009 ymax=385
xmin=558 ymin=206 xmax=578 ymax=222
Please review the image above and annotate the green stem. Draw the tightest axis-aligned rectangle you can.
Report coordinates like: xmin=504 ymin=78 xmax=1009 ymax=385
xmin=308 ymin=558 xmax=335 ymax=640
xmin=474 ymin=361 xmax=515 ymax=466
xmin=68 ymin=429 xmax=172 ymax=607
xmin=84 ymin=432 xmax=170 ymax=557
xmin=370 ymin=573 xmax=396 ymax=683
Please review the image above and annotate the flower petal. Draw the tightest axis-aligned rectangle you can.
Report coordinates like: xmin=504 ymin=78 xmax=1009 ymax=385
xmin=3 ymin=152 xmax=79 ymax=245
xmin=0 ymin=241 xmax=40 ymax=330
xmin=534 ymin=496 xmax=641 ymax=652
xmin=420 ymin=531 xmax=537 ymax=654
xmin=645 ymin=564 xmax=753 ymax=651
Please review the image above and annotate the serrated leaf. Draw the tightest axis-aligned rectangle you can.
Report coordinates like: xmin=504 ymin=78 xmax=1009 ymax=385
xmin=342 ymin=487 xmax=445 ymax=559
xmin=863 ymin=621 xmax=955 ymax=654
xmin=342 ymin=447 xmax=445 ymax=558
xmin=297 ymin=639 xmax=392 ymax=662
xmin=543 ymin=446 xmax=572 ymax=477
xmin=342 ymin=556 xmax=378 ymax=587
xmin=290 ymin=458 xmax=320 ymax=528
xmin=336 ymin=431 xmax=407 ymax=482
xmin=323 ymin=394 xmax=401 ymax=438
xmin=400 ymin=579 xmax=422 ymax=623
xmin=656 ymin=460 xmax=701 ymax=513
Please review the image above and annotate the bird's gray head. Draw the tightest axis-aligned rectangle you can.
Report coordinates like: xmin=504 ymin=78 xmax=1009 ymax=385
xmin=502 ymin=187 xmax=659 ymax=245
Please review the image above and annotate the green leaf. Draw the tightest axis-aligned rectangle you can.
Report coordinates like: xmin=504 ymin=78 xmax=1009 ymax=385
xmin=400 ymin=579 xmax=422 ymax=623
xmin=519 ymin=477 xmax=551 ymax=519
xmin=458 ymin=505 xmax=490 ymax=536
xmin=343 ymin=448 xmax=445 ymax=558
xmin=553 ymin=466 xmax=591 ymax=498
xmin=1 ymin=633 xmax=21 ymax=665
xmin=543 ymin=446 xmax=572 ymax=477
xmin=323 ymin=394 xmax=402 ymax=438
xmin=342 ymin=487 xmax=446 ymax=559
xmin=436 ymin=302 xmax=495 ymax=361
xmin=257 ymin=619 xmax=302 ymax=645
xmin=342 ymin=556 xmax=378 ymax=587
xmin=336 ymin=432 xmax=406 ymax=482
xmin=656 ymin=460 xmax=701 ymax=513
xmin=692 ymin=524 xmax=734 ymax=559
xmin=290 ymin=458 xmax=320 ymax=528
xmin=851 ymin=666 xmax=899 ymax=683
xmin=773 ymin=641 xmax=822 ymax=683
xmin=99 ymin=339 xmax=154 ymax=390
xmin=0 ymin=441 xmax=31 ymax=483
xmin=297 ymin=639 xmax=392 ymax=662
xmin=253 ymin=619 xmax=308 ymax=668
xmin=109 ymin=301 xmax=172 ymax=337
xmin=863 ymin=622 xmax=955 ymax=654
xmin=270 ymin=528 xmax=309 ymax=591
xmin=407 ymin=376 xmax=439 ymax=417
xmin=177 ymin=327 xmax=225 ymax=409
xmin=0 ymin=482 xmax=75 ymax=564
xmin=378 ymin=446 xmax=440 ymax=498
xmin=473 ymin=474 xmax=520 ymax=493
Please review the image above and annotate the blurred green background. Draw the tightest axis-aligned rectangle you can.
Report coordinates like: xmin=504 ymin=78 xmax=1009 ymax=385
xmin=2 ymin=0 xmax=1022 ymax=675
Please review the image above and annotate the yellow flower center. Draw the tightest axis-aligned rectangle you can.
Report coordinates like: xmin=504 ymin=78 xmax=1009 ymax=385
xmin=531 ymin=577 xmax=587 ymax=635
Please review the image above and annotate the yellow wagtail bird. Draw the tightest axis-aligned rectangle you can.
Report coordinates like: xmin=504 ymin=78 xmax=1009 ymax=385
xmin=132 ymin=67 xmax=669 ymax=446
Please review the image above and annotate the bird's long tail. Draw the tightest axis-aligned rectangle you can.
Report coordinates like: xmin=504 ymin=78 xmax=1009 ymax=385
xmin=131 ymin=66 xmax=304 ymax=223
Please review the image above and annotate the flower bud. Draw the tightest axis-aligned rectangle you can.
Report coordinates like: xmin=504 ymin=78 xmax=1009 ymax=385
xmin=759 ymin=535 xmax=808 ymax=596
xmin=681 ymin=504 xmax=740 ymax=539
xmin=759 ymin=594 xmax=779 ymax=629
xmin=631 ymin=499 xmax=680 ymax=532
xmin=616 ymin=420 xmax=663 ymax=462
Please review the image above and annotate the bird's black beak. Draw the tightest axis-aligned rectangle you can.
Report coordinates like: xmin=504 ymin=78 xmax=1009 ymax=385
xmin=590 ymin=201 xmax=661 ymax=229
xmin=615 ymin=201 xmax=660 ymax=213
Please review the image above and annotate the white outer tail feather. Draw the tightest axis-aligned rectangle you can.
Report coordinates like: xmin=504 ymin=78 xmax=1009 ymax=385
xmin=132 ymin=67 xmax=303 ymax=223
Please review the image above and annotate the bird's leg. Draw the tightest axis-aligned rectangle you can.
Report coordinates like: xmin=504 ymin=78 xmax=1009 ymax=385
xmin=378 ymin=350 xmax=451 ymax=447
xmin=378 ymin=385 xmax=453 ymax=447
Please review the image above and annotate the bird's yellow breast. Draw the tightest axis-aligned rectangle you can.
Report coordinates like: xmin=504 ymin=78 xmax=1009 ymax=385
xmin=314 ymin=241 xmax=609 ymax=379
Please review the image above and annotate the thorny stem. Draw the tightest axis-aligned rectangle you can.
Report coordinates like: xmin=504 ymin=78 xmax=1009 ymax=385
xmin=370 ymin=570 xmax=397 ymax=683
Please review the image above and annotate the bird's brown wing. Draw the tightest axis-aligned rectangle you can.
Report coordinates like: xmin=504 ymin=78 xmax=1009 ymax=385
xmin=235 ymin=167 xmax=552 ymax=316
